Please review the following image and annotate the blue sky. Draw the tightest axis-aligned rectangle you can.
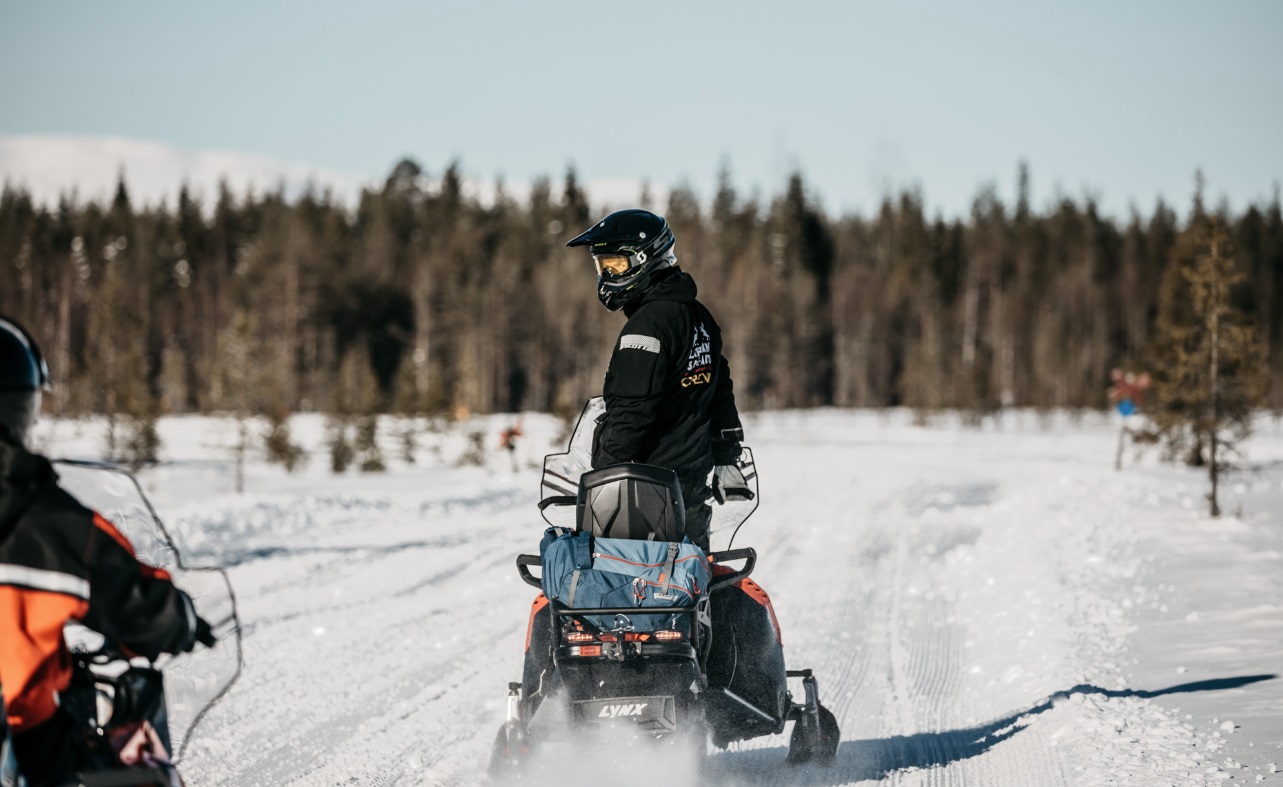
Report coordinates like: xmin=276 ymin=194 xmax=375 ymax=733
xmin=2 ymin=0 xmax=1280 ymax=217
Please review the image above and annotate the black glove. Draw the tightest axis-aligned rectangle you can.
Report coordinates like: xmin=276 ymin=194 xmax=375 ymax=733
xmin=712 ymin=465 xmax=754 ymax=504
xmin=179 ymin=589 xmax=217 ymax=652
xmin=710 ymin=428 xmax=744 ymax=466
xmin=194 ymin=616 xmax=217 ymax=649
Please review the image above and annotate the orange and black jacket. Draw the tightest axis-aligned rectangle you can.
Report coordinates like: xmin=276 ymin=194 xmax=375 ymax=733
xmin=0 ymin=439 xmax=195 ymax=734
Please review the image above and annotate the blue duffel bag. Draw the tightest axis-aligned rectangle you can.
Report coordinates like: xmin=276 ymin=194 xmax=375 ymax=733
xmin=539 ymin=527 xmax=710 ymax=633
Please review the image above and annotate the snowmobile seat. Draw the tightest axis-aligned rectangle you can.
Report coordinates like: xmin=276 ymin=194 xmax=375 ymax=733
xmin=576 ymin=463 xmax=686 ymax=542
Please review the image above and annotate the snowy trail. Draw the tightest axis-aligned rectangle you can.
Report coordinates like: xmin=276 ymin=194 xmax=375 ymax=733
xmin=51 ymin=411 xmax=1280 ymax=786
xmin=706 ymin=418 xmax=1074 ymax=786
xmin=168 ymin=478 xmax=536 ymax=785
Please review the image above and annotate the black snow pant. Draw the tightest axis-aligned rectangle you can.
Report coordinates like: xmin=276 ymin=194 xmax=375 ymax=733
xmin=684 ymin=501 xmax=712 ymax=552
xmin=12 ymin=710 xmax=76 ymax=787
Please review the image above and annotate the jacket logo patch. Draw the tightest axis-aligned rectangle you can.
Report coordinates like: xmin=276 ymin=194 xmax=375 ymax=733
xmin=620 ymin=335 xmax=661 ymax=353
xmin=687 ymin=323 xmax=712 ymax=371
xmin=680 ymin=371 xmax=712 ymax=387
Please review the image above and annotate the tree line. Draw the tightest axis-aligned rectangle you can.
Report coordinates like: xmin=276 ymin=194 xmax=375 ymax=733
xmin=2 ymin=160 xmax=1281 ymax=437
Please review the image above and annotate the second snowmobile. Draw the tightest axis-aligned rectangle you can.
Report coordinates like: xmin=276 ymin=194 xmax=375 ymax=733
xmin=11 ymin=461 xmax=242 ymax=787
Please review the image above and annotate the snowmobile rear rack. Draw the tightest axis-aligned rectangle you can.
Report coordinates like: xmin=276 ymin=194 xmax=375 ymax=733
xmin=517 ymin=547 xmax=756 ymax=593
xmin=516 ymin=554 xmax=543 ymax=589
xmin=707 ymin=547 xmax=756 ymax=592
xmin=548 ymin=600 xmax=703 ymax=661
xmin=548 ymin=601 xmax=698 ymax=618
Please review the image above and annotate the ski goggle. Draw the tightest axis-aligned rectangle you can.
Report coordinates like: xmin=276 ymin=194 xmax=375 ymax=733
xmin=593 ymin=252 xmax=640 ymax=279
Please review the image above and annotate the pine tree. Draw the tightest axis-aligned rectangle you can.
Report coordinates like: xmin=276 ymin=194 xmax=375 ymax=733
xmin=6 ymin=159 xmax=1283 ymax=427
xmin=1145 ymin=214 xmax=1265 ymax=516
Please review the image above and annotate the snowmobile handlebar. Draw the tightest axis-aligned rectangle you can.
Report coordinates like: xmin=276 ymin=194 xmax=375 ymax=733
xmin=78 ymin=641 xmax=137 ymax=666
xmin=537 ymin=496 xmax=577 ymax=511
xmin=707 ymin=547 xmax=757 ymax=593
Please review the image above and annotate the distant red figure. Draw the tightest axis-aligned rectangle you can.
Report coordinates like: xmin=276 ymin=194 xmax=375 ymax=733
xmin=499 ymin=420 xmax=523 ymax=471
xmin=1108 ymin=368 xmax=1151 ymax=416
xmin=1109 ymin=369 xmax=1151 ymax=470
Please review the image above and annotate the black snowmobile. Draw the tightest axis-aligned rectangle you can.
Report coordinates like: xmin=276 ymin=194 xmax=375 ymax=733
xmin=3 ymin=461 xmax=242 ymax=787
xmin=491 ymin=398 xmax=839 ymax=774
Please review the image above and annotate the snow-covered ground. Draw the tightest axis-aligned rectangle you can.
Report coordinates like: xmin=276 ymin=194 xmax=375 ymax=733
xmin=34 ymin=409 xmax=1283 ymax=786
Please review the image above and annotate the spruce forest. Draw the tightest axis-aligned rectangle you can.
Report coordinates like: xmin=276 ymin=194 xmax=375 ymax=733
xmin=3 ymin=160 xmax=1281 ymax=429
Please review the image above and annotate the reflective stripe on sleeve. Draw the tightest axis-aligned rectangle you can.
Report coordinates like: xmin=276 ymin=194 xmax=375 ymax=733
xmin=0 ymin=565 xmax=90 ymax=600
xmin=619 ymin=335 xmax=661 ymax=353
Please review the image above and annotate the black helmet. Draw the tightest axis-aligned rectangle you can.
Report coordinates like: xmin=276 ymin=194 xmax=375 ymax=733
xmin=0 ymin=316 xmax=49 ymax=447
xmin=567 ymin=209 xmax=677 ymax=311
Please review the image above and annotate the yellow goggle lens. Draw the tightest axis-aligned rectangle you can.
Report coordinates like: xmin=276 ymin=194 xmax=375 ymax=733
xmin=595 ymin=255 xmax=632 ymax=276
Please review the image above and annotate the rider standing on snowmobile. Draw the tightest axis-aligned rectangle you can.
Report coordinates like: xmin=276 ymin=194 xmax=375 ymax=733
xmin=567 ymin=209 xmax=753 ymax=550
xmin=0 ymin=316 xmax=210 ymax=787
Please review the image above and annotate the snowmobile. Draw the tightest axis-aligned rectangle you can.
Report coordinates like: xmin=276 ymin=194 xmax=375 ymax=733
xmin=491 ymin=398 xmax=839 ymax=774
xmin=9 ymin=461 xmax=242 ymax=787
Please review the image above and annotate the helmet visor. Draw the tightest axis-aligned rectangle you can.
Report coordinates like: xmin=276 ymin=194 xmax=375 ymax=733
xmin=593 ymin=254 xmax=634 ymax=279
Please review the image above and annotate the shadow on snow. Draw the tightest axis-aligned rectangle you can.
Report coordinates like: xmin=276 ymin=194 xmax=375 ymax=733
xmin=706 ymin=674 xmax=1276 ymax=785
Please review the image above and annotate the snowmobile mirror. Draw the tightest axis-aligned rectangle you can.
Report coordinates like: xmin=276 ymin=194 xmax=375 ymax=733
xmin=537 ymin=496 xmax=577 ymax=530
xmin=537 ymin=496 xmax=576 ymax=511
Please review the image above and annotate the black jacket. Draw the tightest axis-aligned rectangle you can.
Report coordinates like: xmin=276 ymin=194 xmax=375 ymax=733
xmin=593 ymin=269 xmax=743 ymax=505
xmin=0 ymin=438 xmax=195 ymax=733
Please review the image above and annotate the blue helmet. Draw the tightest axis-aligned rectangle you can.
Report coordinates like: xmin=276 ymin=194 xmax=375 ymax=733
xmin=0 ymin=316 xmax=50 ymax=446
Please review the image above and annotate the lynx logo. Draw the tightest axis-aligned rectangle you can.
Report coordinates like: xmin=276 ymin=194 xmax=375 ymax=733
xmin=598 ymin=702 xmax=649 ymax=718
xmin=578 ymin=697 xmax=675 ymax=732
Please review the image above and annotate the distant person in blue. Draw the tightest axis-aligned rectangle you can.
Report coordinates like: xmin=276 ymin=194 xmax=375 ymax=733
xmin=1108 ymin=368 xmax=1150 ymax=416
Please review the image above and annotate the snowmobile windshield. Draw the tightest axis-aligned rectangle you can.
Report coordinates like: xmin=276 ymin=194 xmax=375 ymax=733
xmin=53 ymin=460 xmax=243 ymax=763
xmin=540 ymin=397 xmax=760 ymax=551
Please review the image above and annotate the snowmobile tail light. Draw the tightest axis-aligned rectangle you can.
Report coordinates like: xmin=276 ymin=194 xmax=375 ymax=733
xmin=566 ymin=632 xmax=594 ymax=645
xmin=653 ymin=630 xmax=683 ymax=642
xmin=570 ymin=645 xmax=602 ymax=657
